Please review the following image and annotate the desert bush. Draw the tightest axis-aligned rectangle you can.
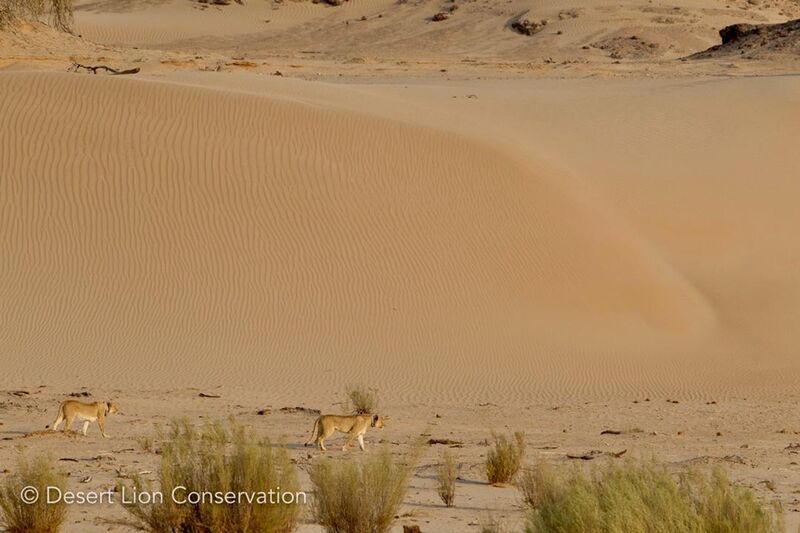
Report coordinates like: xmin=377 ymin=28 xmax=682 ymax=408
xmin=0 ymin=4 xmax=11 ymax=27
xmin=436 ymin=450 xmax=457 ymax=507
xmin=310 ymin=447 xmax=415 ymax=533
xmin=345 ymin=384 xmax=379 ymax=415
xmin=486 ymin=431 xmax=525 ymax=484
xmin=0 ymin=0 xmax=72 ymax=31
xmin=517 ymin=460 xmax=562 ymax=510
xmin=135 ymin=434 xmax=154 ymax=453
xmin=522 ymin=459 xmax=783 ymax=533
xmin=690 ymin=466 xmax=782 ymax=533
xmin=0 ymin=454 xmax=68 ymax=533
xmin=48 ymin=0 xmax=72 ymax=31
xmin=122 ymin=418 xmax=299 ymax=533
xmin=479 ymin=514 xmax=508 ymax=533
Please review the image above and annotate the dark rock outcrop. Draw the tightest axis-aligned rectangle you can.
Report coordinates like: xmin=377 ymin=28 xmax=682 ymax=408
xmin=511 ymin=17 xmax=547 ymax=36
xmin=719 ymin=23 xmax=758 ymax=45
xmin=691 ymin=18 xmax=800 ymax=59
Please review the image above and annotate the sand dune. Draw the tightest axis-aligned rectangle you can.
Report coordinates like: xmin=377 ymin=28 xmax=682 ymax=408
xmin=2 ymin=3 xmax=800 ymax=531
xmin=2 ymin=70 xmax=800 ymax=405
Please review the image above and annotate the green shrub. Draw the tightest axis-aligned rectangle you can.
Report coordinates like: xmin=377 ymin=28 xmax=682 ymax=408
xmin=345 ymin=384 xmax=379 ymax=415
xmin=486 ymin=431 xmax=525 ymax=484
xmin=436 ymin=450 xmax=457 ymax=507
xmin=310 ymin=448 xmax=414 ymax=533
xmin=517 ymin=460 xmax=562 ymax=510
xmin=122 ymin=418 xmax=300 ymax=533
xmin=690 ymin=466 xmax=782 ymax=533
xmin=521 ymin=459 xmax=783 ymax=533
xmin=0 ymin=454 xmax=68 ymax=533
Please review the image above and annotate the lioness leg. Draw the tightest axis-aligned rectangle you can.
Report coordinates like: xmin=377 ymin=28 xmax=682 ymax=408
xmin=82 ymin=421 xmax=90 ymax=436
xmin=357 ymin=434 xmax=365 ymax=451
xmin=342 ymin=430 xmax=359 ymax=452
xmin=64 ymin=414 xmax=75 ymax=433
xmin=51 ymin=412 xmax=64 ymax=431
xmin=98 ymin=414 xmax=109 ymax=438
xmin=317 ymin=426 xmax=335 ymax=451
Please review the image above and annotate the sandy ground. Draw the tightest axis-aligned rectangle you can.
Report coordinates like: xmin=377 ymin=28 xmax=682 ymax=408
xmin=4 ymin=389 xmax=800 ymax=531
xmin=2 ymin=0 xmax=800 ymax=531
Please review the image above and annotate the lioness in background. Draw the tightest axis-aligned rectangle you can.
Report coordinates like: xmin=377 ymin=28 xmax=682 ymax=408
xmin=305 ymin=413 xmax=386 ymax=451
xmin=48 ymin=400 xmax=118 ymax=438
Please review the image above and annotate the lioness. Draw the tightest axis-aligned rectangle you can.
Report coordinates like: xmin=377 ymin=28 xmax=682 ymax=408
xmin=304 ymin=413 xmax=387 ymax=451
xmin=48 ymin=400 xmax=118 ymax=438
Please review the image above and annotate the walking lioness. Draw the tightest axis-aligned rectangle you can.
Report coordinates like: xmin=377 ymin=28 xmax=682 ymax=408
xmin=305 ymin=413 xmax=387 ymax=451
xmin=48 ymin=400 xmax=118 ymax=438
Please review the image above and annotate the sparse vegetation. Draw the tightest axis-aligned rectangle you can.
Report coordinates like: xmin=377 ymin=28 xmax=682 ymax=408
xmin=48 ymin=0 xmax=71 ymax=31
xmin=345 ymin=384 xmax=379 ymax=415
xmin=0 ymin=0 xmax=73 ymax=31
xmin=0 ymin=454 xmax=68 ymax=533
xmin=486 ymin=431 xmax=525 ymax=485
xmin=436 ymin=450 xmax=457 ymax=507
xmin=135 ymin=434 xmax=154 ymax=453
xmin=517 ymin=460 xmax=561 ymax=511
xmin=310 ymin=447 xmax=415 ymax=533
xmin=479 ymin=514 xmax=508 ymax=533
xmin=122 ymin=418 xmax=299 ymax=533
xmin=690 ymin=466 xmax=783 ymax=533
xmin=520 ymin=459 xmax=783 ymax=533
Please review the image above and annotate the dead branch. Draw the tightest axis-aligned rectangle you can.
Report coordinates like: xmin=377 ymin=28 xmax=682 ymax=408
xmin=70 ymin=63 xmax=140 ymax=75
xmin=427 ymin=438 xmax=464 ymax=447
xmin=566 ymin=449 xmax=627 ymax=460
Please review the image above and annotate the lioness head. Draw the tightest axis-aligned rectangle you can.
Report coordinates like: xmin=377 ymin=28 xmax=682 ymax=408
xmin=371 ymin=414 xmax=387 ymax=428
xmin=106 ymin=401 xmax=119 ymax=415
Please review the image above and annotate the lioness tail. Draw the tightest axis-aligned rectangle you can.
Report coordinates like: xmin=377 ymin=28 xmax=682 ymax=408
xmin=304 ymin=417 xmax=320 ymax=447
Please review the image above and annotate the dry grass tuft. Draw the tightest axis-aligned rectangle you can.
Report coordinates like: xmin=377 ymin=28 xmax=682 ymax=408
xmin=135 ymin=435 xmax=154 ymax=453
xmin=479 ymin=514 xmax=509 ymax=533
xmin=345 ymin=384 xmax=379 ymax=415
xmin=690 ymin=466 xmax=783 ymax=533
xmin=310 ymin=447 xmax=416 ymax=533
xmin=486 ymin=431 xmax=525 ymax=484
xmin=0 ymin=454 xmax=68 ymax=533
xmin=122 ymin=418 xmax=299 ymax=533
xmin=520 ymin=459 xmax=783 ymax=533
xmin=436 ymin=450 xmax=457 ymax=507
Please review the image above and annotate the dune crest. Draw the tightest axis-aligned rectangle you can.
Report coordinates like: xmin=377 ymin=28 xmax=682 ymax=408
xmin=0 ymin=72 xmax=730 ymax=401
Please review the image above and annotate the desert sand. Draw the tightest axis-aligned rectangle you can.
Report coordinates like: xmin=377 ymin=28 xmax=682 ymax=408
xmin=2 ymin=0 xmax=800 ymax=531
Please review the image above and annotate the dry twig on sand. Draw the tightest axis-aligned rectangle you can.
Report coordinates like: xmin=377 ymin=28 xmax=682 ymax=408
xmin=70 ymin=63 xmax=140 ymax=75
xmin=566 ymin=449 xmax=627 ymax=460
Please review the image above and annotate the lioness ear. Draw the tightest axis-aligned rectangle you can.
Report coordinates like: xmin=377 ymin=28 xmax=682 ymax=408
xmin=372 ymin=414 xmax=379 ymax=422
